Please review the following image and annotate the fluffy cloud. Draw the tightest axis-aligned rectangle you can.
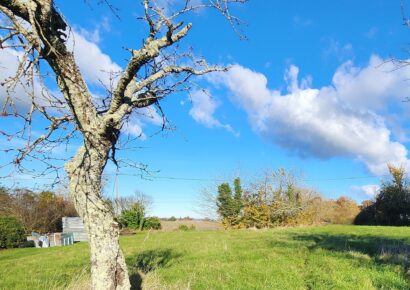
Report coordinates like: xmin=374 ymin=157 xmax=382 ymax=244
xmin=189 ymin=90 xmax=238 ymax=136
xmin=331 ymin=55 xmax=410 ymax=110
xmin=0 ymin=49 xmax=32 ymax=108
xmin=0 ymin=48 xmax=51 ymax=114
xmin=351 ymin=184 xmax=380 ymax=198
xmin=68 ymin=29 xmax=122 ymax=88
xmin=0 ymin=26 xmax=165 ymax=139
xmin=0 ymin=26 xmax=121 ymax=107
xmin=210 ymin=56 xmax=410 ymax=175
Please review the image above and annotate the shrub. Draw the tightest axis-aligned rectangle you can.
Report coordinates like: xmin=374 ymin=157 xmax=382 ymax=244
xmin=178 ymin=224 xmax=195 ymax=231
xmin=19 ymin=240 xmax=35 ymax=248
xmin=0 ymin=216 xmax=25 ymax=249
xmin=118 ymin=204 xmax=161 ymax=230
xmin=144 ymin=217 xmax=161 ymax=230
xmin=119 ymin=204 xmax=145 ymax=230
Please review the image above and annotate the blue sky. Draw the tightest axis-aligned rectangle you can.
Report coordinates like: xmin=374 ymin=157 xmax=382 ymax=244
xmin=2 ymin=0 xmax=410 ymax=217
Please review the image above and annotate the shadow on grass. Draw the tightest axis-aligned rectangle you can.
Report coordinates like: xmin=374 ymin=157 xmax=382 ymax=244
xmin=291 ymin=233 xmax=410 ymax=271
xmin=127 ymin=248 xmax=182 ymax=290
xmin=129 ymin=272 xmax=143 ymax=290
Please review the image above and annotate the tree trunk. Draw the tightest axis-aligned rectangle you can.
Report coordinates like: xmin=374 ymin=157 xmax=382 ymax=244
xmin=65 ymin=146 xmax=131 ymax=290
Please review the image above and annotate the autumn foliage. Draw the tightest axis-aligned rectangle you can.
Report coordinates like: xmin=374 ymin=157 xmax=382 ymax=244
xmin=216 ymin=169 xmax=360 ymax=228
xmin=0 ymin=187 xmax=77 ymax=233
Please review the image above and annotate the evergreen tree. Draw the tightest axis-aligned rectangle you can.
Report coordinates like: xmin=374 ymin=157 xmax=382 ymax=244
xmin=233 ymin=178 xmax=243 ymax=216
xmin=217 ymin=183 xmax=233 ymax=220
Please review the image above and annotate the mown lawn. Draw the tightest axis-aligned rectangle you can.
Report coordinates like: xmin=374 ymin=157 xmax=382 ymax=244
xmin=1 ymin=225 xmax=409 ymax=289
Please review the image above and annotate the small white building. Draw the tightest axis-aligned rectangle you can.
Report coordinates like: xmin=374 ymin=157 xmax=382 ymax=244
xmin=62 ymin=217 xmax=88 ymax=242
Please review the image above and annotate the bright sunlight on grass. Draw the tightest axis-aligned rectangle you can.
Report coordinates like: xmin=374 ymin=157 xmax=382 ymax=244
xmin=1 ymin=225 xmax=409 ymax=290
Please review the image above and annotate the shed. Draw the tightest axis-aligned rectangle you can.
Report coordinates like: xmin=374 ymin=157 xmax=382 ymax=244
xmin=62 ymin=217 xmax=88 ymax=242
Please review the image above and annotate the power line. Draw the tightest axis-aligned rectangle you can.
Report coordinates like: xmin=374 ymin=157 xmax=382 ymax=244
xmin=112 ymin=173 xmax=228 ymax=182
xmin=115 ymin=173 xmax=388 ymax=182
xmin=3 ymin=173 xmax=391 ymax=183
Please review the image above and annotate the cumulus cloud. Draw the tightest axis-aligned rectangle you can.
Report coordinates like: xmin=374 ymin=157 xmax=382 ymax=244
xmin=351 ymin=184 xmax=380 ymax=198
xmin=0 ymin=26 xmax=166 ymax=139
xmin=67 ymin=29 xmax=122 ymax=88
xmin=189 ymin=90 xmax=238 ymax=136
xmin=1 ymin=25 xmax=122 ymax=107
xmin=331 ymin=55 xmax=410 ymax=110
xmin=0 ymin=48 xmax=54 ymax=114
xmin=0 ymin=49 xmax=33 ymax=108
xmin=210 ymin=56 xmax=410 ymax=175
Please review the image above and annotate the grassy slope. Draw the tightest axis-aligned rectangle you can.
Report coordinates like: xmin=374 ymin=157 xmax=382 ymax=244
xmin=0 ymin=225 xmax=409 ymax=290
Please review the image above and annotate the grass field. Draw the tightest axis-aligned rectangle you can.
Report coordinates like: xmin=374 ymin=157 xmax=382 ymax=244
xmin=159 ymin=219 xmax=221 ymax=231
xmin=1 ymin=225 xmax=410 ymax=290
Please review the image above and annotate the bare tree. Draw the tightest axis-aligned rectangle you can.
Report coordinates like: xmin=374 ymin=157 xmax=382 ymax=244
xmin=114 ymin=190 xmax=153 ymax=216
xmin=0 ymin=0 xmax=246 ymax=289
xmin=195 ymin=186 xmax=219 ymax=220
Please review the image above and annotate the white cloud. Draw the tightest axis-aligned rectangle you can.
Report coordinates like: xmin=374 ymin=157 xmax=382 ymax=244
xmin=0 ymin=26 xmax=165 ymax=140
xmin=74 ymin=17 xmax=111 ymax=45
xmin=67 ymin=29 xmax=122 ymax=88
xmin=0 ymin=48 xmax=52 ymax=113
xmin=0 ymin=27 xmax=122 ymax=109
xmin=331 ymin=55 xmax=410 ymax=110
xmin=123 ymin=121 xmax=146 ymax=140
xmin=0 ymin=49 xmax=32 ymax=109
xmin=122 ymin=106 xmax=164 ymax=140
xmin=77 ymin=27 xmax=101 ymax=44
xmin=351 ymin=184 xmax=380 ymax=198
xmin=189 ymin=90 xmax=238 ymax=136
xmin=210 ymin=56 xmax=410 ymax=175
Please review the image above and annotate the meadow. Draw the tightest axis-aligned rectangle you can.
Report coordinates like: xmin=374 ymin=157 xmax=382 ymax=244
xmin=0 ymin=225 xmax=409 ymax=290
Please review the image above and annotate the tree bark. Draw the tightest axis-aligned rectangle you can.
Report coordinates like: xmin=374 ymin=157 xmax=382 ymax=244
xmin=65 ymin=146 xmax=131 ymax=290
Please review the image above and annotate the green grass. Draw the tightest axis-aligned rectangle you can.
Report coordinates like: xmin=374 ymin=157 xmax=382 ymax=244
xmin=1 ymin=225 xmax=410 ymax=289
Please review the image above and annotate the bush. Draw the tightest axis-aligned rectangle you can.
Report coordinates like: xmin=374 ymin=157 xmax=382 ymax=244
xmin=119 ymin=204 xmax=145 ymax=230
xmin=0 ymin=216 xmax=25 ymax=249
xmin=19 ymin=240 xmax=35 ymax=248
xmin=119 ymin=204 xmax=162 ymax=230
xmin=144 ymin=217 xmax=161 ymax=230
xmin=178 ymin=224 xmax=195 ymax=231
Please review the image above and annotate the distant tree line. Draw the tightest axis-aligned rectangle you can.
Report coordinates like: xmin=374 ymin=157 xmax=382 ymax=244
xmin=0 ymin=187 xmax=77 ymax=234
xmin=355 ymin=165 xmax=410 ymax=226
xmin=216 ymin=169 xmax=360 ymax=229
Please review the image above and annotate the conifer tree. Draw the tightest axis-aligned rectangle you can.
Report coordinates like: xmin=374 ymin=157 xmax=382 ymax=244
xmin=217 ymin=183 xmax=233 ymax=221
